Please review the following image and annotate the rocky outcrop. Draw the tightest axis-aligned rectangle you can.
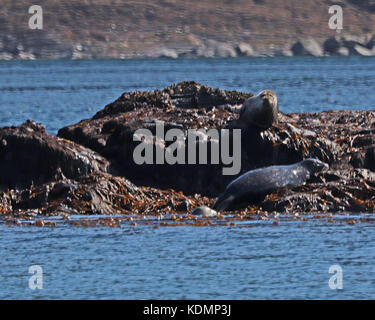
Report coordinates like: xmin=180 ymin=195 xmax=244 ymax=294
xmin=2 ymin=82 xmax=375 ymax=216
xmin=291 ymin=38 xmax=324 ymax=57
xmin=56 ymin=82 xmax=375 ymax=214
xmin=0 ymin=120 xmax=110 ymax=189
xmin=0 ymin=32 xmax=72 ymax=60
xmin=3 ymin=172 xmax=205 ymax=216
xmin=235 ymin=43 xmax=255 ymax=57
xmin=322 ymin=35 xmax=375 ymax=56
xmin=2 ymin=31 xmax=375 ymax=59
xmin=58 ymin=82 xmax=253 ymax=196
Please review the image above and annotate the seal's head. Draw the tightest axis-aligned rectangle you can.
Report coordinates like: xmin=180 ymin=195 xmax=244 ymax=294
xmin=240 ymin=89 xmax=279 ymax=129
xmin=300 ymin=158 xmax=329 ymax=175
xmin=259 ymin=90 xmax=278 ymax=113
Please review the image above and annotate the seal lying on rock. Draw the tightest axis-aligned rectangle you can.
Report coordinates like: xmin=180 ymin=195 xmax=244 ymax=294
xmin=239 ymin=90 xmax=278 ymax=129
xmin=212 ymin=158 xmax=329 ymax=211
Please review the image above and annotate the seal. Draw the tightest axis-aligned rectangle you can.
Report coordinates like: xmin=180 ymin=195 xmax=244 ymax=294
xmin=239 ymin=90 xmax=278 ymax=129
xmin=212 ymin=158 xmax=329 ymax=211
xmin=190 ymin=205 xmax=218 ymax=217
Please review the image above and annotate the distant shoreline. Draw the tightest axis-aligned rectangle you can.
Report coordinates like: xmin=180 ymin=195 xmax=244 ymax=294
xmin=1 ymin=35 xmax=375 ymax=60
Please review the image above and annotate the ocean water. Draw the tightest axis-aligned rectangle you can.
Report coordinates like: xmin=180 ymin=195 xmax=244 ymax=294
xmin=0 ymin=57 xmax=374 ymax=134
xmin=1 ymin=57 xmax=375 ymax=299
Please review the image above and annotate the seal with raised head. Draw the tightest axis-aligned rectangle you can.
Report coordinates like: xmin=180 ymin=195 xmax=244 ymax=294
xmin=239 ymin=90 xmax=278 ymax=129
xmin=212 ymin=158 xmax=329 ymax=211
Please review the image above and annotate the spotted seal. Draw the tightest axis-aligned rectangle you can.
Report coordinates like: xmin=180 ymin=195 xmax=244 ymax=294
xmin=212 ymin=158 xmax=329 ymax=211
xmin=239 ymin=90 xmax=278 ymax=129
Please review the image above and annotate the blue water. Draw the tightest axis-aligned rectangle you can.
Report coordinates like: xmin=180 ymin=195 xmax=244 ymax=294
xmin=0 ymin=57 xmax=374 ymax=134
xmin=1 ymin=217 xmax=375 ymax=299
xmin=1 ymin=57 xmax=375 ymax=299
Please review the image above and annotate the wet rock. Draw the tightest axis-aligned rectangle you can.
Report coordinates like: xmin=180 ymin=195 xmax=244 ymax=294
xmin=235 ymin=43 xmax=255 ymax=57
xmin=0 ymin=120 xmax=110 ymax=189
xmin=214 ymin=42 xmax=237 ymax=58
xmin=58 ymin=82 xmax=257 ymax=196
xmin=323 ymin=37 xmax=341 ymax=55
xmin=3 ymin=172 xmax=207 ymax=216
xmin=365 ymin=146 xmax=375 ymax=171
xmin=291 ymin=38 xmax=323 ymax=56
xmin=262 ymin=167 xmax=375 ymax=213
xmin=337 ymin=46 xmax=350 ymax=56
xmin=341 ymin=34 xmax=368 ymax=47
xmin=58 ymin=82 xmax=337 ymax=198
xmin=195 ymin=40 xmax=237 ymax=58
xmin=150 ymin=47 xmax=179 ymax=59
xmin=367 ymin=35 xmax=375 ymax=49
xmin=353 ymin=44 xmax=375 ymax=56
xmin=340 ymin=34 xmax=371 ymax=55
xmin=4 ymin=83 xmax=375 ymax=215
xmin=0 ymin=52 xmax=13 ymax=60
xmin=1 ymin=32 xmax=72 ymax=60
xmin=57 ymin=82 xmax=375 ymax=214
xmin=195 ymin=46 xmax=216 ymax=58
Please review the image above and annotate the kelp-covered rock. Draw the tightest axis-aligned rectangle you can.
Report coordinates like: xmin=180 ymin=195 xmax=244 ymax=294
xmin=262 ymin=167 xmax=375 ymax=213
xmin=3 ymin=172 xmax=208 ymax=216
xmin=2 ymin=82 xmax=375 ymax=215
xmin=58 ymin=82 xmax=255 ymax=195
xmin=0 ymin=120 xmax=111 ymax=189
xmin=93 ymin=81 xmax=253 ymax=119
xmin=58 ymin=81 xmax=339 ymax=196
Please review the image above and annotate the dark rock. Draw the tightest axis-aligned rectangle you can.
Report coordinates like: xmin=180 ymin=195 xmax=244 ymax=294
xmin=291 ymin=38 xmax=323 ymax=56
xmin=0 ymin=120 xmax=110 ymax=189
xmin=340 ymin=35 xmax=370 ymax=55
xmin=235 ymin=43 xmax=255 ymax=57
xmin=353 ymin=44 xmax=375 ymax=56
xmin=1 ymin=32 xmax=72 ymax=59
xmin=58 ymin=82 xmax=338 ymax=198
xmin=323 ymin=37 xmax=340 ymax=55
xmin=3 ymin=172 xmax=207 ymax=215
xmin=365 ymin=146 xmax=375 ymax=171
xmin=3 ymin=83 xmax=375 ymax=215
xmin=367 ymin=35 xmax=375 ymax=49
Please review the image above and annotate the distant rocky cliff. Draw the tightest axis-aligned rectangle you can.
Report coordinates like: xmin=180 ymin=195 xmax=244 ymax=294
xmin=1 ymin=0 xmax=375 ymax=59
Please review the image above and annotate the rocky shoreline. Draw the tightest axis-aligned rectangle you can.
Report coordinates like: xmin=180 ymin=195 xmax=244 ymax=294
xmin=1 ymin=81 xmax=375 ymax=217
xmin=2 ymin=34 xmax=375 ymax=60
